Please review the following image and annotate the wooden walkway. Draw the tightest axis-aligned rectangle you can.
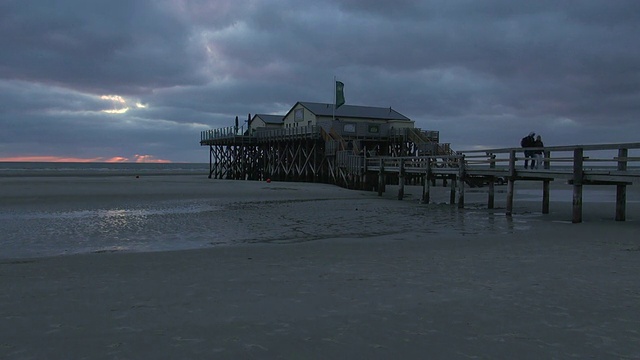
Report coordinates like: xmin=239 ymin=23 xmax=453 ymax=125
xmin=365 ymin=142 xmax=640 ymax=223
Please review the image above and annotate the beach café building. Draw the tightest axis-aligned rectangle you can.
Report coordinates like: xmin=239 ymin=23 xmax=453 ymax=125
xmin=247 ymin=114 xmax=285 ymax=135
xmin=248 ymin=101 xmax=417 ymax=139
xmin=201 ymin=100 xmax=448 ymax=185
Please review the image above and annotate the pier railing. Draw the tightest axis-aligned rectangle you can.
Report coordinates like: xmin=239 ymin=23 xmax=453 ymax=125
xmin=458 ymin=142 xmax=640 ymax=184
xmin=364 ymin=142 xmax=640 ymax=223
xmin=201 ymin=126 xmax=246 ymax=142
xmin=337 ymin=150 xmax=365 ymax=173
xmin=200 ymin=125 xmax=323 ymax=144
xmin=201 ymin=124 xmax=445 ymax=145
xmin=254 ymin=125 xmax=321 ymax=141
xmin=365 ymin=143 xmax=640 ymax=181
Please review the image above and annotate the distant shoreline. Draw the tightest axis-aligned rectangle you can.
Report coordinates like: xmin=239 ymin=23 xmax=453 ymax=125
xmin=0 ymin=171 xmax=207 ymax=177
xmin=0 ymin=162 xmax=209 ymax=177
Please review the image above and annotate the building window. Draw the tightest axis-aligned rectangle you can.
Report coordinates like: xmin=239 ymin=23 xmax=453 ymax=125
xmin=368 ymin=125 xmax=379 ymax=133
xmin=294 ymin=109 xmax=304 ymax=122
xmin=343 ymin=123 xmax=356 ymax=133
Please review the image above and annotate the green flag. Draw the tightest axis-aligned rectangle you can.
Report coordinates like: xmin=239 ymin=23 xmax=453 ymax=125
xmin=335 ymin=81 xmax=345 ymax=109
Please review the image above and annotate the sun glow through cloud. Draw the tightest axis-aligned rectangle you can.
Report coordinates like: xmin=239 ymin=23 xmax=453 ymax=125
xmin=102 ymin=107 xmax=130 ymax=114
xmin=99 ymin=94 xmax=148 ymax=114
xmin=100 ymin=95 xmax=126 ymax=103
xmin=134 ymin=154 xmax=171 ymax=163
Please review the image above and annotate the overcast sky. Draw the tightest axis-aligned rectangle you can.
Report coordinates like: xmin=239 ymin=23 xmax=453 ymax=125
xmin=1 ymin=0 xmax=639 ymax=163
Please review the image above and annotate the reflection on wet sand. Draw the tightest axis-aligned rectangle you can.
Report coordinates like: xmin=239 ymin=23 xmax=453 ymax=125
xmin=1 ymin=177 xmax=638 ymax=259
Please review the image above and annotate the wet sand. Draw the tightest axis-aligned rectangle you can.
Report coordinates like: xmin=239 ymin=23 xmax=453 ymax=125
xmin=1 ymin=176 xmax=640 ymax=359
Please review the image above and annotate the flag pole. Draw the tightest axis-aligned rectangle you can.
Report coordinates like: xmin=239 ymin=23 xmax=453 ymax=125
xmin=333 ymin=76 xmax=336 ymax=122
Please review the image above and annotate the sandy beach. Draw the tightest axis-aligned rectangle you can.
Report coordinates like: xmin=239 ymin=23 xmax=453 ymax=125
xmin=1 ymin=175 xmax=640 ymax=359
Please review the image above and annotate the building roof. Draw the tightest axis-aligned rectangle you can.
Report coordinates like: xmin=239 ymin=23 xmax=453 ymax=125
xmin=293 ymin=102 xmax=411 ymax=121
xmin=252 ymin=114 xmax=284 ymax=125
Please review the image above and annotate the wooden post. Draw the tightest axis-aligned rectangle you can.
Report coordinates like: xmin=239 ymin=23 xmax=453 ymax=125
xmin=457 ymin=155 xmax=465 ymax=208
xmin=572 ymin=148 xmax=584 ymax=223
xmin=422 ymin=159 xmax=431 ymax=204
xmin=377 ymin=158 xmax=385 ymax=196
xmin=208 ymin=145 xmax=213 ymax=179
xmin=398 ymin=158 xmax=405 ymax=200
xmin=542 ymin=150 xmax=550 ymax=214
xmin=488 ymin=153 xmax=495 ymax=209
xmin=616 ymin=148 xmax=628 ymax=221
xmin=361 ymin=149 xmax=367 ymax=190
xmin=449 ymin=175 xmax=456 ymax=205
xmin=506 ymin=150 xmax=516 ymax=216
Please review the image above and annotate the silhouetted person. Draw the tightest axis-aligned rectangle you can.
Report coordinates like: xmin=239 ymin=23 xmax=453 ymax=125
xmin=521 ymin=132 xmax=536 ymax=169
xmin=533 ymin=135 xmax=544 ymax=169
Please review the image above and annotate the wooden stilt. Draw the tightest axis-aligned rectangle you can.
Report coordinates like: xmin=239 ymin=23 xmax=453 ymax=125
xmin=449 ymin=175 xmax=456 ymax=205
xmin=506 ymin=179 xmax=514 ymax=216
xmin=572 ymin=148 xmax=584 ymax=223
xmin=378 ymin=158 xmax=385 ymax=196
xmin=542 ymin=150 xmax=550 ymax=214
xmin=616 ymin=148 xmax=628 ymax=221
xmin=422 ymin=161 xmax=431 ymax=204
xmin=488 ymin=154 xmax=495 ymax=209
xmin=506 ymin=150 xmax=516 ymax=216
xmin=457 ymin=156 xmax=465 ymax=209
xmin=616 ymin=183 xmax=626 ymax=221
xmin=398 ymin=158 xmax=405 ymax=200
xmin=542 ymin=180 xmax=550 ymax=214
xmin=208 ymin=145 xmax=213 ymax=179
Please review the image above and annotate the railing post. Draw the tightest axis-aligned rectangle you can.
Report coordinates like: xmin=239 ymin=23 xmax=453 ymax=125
xmin=488 ymin=153 xmax=495 ymax=209
xmin=572 ymin=148 xmax=584 ymax=223
xmin=506 ymin=150 xmax=516 ymax=216
xmin=616 ymin=148 xmax=628 ymax=221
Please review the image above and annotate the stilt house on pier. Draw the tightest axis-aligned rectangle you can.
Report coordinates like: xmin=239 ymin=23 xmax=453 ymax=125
xmin=200 ymin=101 xmax=454 ymax=188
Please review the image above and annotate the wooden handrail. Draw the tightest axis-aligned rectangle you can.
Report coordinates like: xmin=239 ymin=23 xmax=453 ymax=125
xmin=461 ymin=142 xmax=640 ymax=154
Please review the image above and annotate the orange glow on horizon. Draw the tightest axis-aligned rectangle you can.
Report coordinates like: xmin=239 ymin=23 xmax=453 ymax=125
xmin=0 ymin=155 xmax=172 ymax=163
xmin=104 ymin=157 xmax=129 ymax=163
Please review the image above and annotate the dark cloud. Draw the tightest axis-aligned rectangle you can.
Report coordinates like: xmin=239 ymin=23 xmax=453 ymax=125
xmin=0 ymin=0 xmax=207 ymax=94
xmin=1 ymin=0 xmax=639 ymax=162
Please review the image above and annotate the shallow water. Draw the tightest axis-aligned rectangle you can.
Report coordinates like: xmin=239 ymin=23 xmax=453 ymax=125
xmin=517 ymin=188 xmax=640 ymax=203
xmin=0 ymin=195 xmax=531 ymax=259
xmin=1 ymin=176 xmax=638 ymax=259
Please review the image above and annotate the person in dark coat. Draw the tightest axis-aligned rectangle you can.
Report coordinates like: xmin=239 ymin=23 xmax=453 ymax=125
xmin=533 ymin=135 xmax=544 ymax=169
xmin=521 ymin=132 xmax=536 ymax=169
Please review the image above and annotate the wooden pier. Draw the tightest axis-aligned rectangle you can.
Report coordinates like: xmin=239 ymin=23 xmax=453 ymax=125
xmin=365 ymin=143 xmax=640 ymax=223
xmin=200 ymin=122 xmax=639 ymax=223
xmin=200 ymin=123 xmax=450 ymax=187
